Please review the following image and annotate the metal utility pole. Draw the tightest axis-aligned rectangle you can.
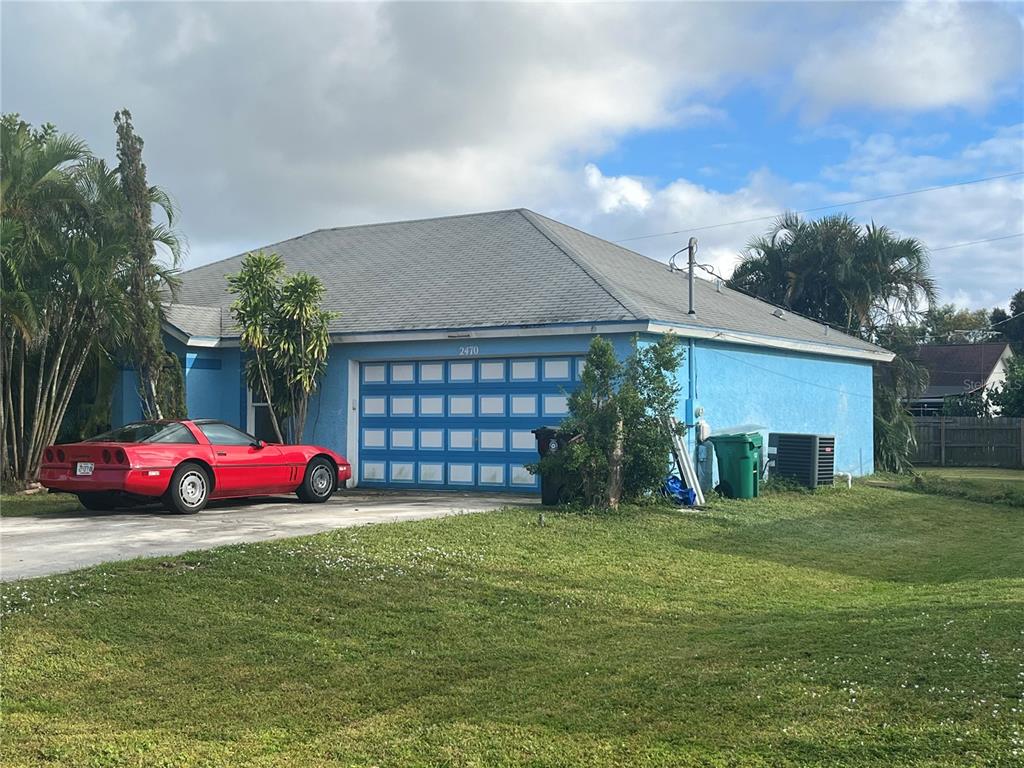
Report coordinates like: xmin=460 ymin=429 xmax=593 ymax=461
xmin=687 ymin=237 xmax=698 ymax=316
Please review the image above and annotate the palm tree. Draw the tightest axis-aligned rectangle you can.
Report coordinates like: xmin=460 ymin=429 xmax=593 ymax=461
xmin=728 ymin=212 xmax=937 ymax=473
xmin=1 ymin=116 xmax=89 ymax=480
xmin=1 ymin=115 xmax=183 ymax=484
xmin=729 ymin=213 xmax=936 ymax=337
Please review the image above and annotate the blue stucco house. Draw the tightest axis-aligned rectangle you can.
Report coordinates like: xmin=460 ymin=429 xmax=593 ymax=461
xmin=114 ymin=209 xmax=892 ymax=492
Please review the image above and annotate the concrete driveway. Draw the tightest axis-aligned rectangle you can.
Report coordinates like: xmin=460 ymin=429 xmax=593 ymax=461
xmin=1 ymin=491 xmax=537 ymax=581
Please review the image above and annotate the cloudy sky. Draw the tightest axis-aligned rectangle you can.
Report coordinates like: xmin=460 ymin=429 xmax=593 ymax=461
xmin=3 ymin=1 xmax=1022 ymax=309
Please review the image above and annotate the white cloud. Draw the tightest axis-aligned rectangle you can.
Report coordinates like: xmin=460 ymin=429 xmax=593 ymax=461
xmin=795 ymin=1 xmax=1022 ymax=116
xmin=561 ymin=165 xmax=785 ymax=277
xmin=549 ymin=125 xmax=1023 ymax=310
xmin=584 ymin=164 xmax=653 ymax=213
xmin=1 ymin=1 xmax=1020 ymax=310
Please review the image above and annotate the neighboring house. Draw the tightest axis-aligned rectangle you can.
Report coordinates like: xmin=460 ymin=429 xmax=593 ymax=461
xmin=113 ymin=209 xmax=892 ymax=492
xmin=908 ymin=342 xmax=1014 ymax=416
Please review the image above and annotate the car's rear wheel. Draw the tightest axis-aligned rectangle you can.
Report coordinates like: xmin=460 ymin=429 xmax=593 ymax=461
xmin=78 ymin=492 xmax=117 ymax=511
xmin=164 ymin=462 xmax=210 ymax=514
xmin=297 ymin=457 xmax=335 ymax=503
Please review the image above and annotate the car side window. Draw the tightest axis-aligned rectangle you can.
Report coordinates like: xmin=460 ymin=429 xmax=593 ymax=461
xmin=197 ymin=422 xmax=255 ymax=446
xmin=147 ymin=424 xmax=198 ymax=444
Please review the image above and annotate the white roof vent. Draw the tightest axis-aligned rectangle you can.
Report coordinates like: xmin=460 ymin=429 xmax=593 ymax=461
xmin=772 ymin=308 xmax=786 ymax=319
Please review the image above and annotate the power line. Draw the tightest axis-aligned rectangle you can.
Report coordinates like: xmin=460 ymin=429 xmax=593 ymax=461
xmin=613 ymin=171 xmax=1024 ymax=244
xmin=990 ymin=308 xmax=1024 ymax=328
xmin=929 ymin=233 xmax=1024 ymax=253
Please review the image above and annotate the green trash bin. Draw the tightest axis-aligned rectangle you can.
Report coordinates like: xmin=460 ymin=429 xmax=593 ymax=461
xmin=708 ymin=432 xmax=763 ymax=499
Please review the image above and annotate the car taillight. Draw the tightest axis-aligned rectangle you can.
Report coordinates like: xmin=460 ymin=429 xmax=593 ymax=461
xmin=102 ymin=449 xmax=112 ymax=464
xmin=115 ymin=449 xmax=127 ymax=465
xmin=45 ymin=448 xmax=53 ymax=463
xmin=56 ymin=448 xmax=65 ymax=463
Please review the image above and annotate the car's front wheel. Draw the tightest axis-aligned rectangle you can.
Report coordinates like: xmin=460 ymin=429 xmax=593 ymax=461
xmin=78 ymin=492 xmax=117 ymax=511
xmin=164 ymin=462 xmax=210 ymax=514
xmin=297 ymin=457 xmax=335 ymax=503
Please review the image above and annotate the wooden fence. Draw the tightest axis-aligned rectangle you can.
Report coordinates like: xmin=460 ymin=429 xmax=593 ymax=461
xmin=912 ymin=416 xmax=1024 ymax=468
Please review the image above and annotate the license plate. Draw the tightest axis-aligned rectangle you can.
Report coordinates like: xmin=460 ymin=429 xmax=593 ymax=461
xmin=76 ymin=462 xmax=94 ymax=476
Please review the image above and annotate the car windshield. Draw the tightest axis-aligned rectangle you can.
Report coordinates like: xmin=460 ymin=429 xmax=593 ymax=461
xmin=85 ymin=422 xmax=197 ymax=444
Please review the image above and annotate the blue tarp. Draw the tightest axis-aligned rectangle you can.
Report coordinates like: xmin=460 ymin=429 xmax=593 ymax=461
xmin=663 ymin=476 xmax=697 ymax=506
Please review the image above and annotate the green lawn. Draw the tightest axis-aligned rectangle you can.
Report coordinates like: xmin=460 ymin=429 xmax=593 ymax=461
xmin=907 ymin=466 xmax=1024 ymax=507
xmin=915 ymin=466 xmax=1024 ymax=484
xmin=0 ymin=491 xmax=81 ymax=517
xmin=2 ymin=486 xmax=1022 ymax=767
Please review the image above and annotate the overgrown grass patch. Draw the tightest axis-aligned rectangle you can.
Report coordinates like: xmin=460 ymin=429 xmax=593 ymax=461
xmin=2 ymin=485 xmax=1022 ymax=766
xmin=888 ymin=467 xmax=1024 ymax=508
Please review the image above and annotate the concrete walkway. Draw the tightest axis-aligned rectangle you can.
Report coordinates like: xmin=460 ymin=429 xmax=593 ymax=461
xmin=1 ymin=491 xmax=536 ymax=581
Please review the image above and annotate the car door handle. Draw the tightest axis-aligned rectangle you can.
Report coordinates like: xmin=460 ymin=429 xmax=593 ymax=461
xmin=216 ymin=451 xmax=227 ymax=456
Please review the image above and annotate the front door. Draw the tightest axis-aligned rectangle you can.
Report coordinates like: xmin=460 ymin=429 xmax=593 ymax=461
xmin=195 ymin=421 xmax=290 ymax=495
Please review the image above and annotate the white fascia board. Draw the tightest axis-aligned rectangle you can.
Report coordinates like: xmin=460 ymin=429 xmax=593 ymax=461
xmin=647 ymin=322 xmax=895 ymax=363
xmin=326 ymin=321 xmax=648 ymax=344
xmin=166 ymin=320 xmax=648 ymax=349
xmin=161 ymin=321 xmax=232 ymax=348
xmin=165 ymin=315 xmax=891 ymax=362
xmin=184 ymin=336 xmax=231 ymax=348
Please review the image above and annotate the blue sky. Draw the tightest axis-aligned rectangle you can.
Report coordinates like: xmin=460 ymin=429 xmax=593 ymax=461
xmin=3 ymin=1 xmax=1022 ymax=309
xmin=599 ymin=89 xmax=1023 ymax=193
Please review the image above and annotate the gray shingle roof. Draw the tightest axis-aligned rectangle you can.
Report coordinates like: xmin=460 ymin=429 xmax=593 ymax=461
xmin=167 ymin=208 xmax=889 ymax=359
xmin=914 ymin=342 xmax=1011 ymax=398
xmin=164 ymin=304 xmax=225 ymax=338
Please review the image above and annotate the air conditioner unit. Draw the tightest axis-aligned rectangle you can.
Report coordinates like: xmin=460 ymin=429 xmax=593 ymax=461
xmin=768 ymin=433 xmax=835 ymax=488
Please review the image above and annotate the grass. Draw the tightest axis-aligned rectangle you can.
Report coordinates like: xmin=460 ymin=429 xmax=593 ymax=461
xmin=0 ymin=491 xmax=81 ymax=517
xmin=902 ymin=466 xmax=1024 ymax=508
xmin=2 ymin=485 xmax=1022 ymax=767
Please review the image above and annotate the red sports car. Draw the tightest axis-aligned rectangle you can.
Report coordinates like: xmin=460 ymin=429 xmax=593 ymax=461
xmin=39 ymin=419 xmax=352 ymax=513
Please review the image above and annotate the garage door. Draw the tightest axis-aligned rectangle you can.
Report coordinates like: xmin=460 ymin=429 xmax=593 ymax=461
xmin=358 ymin=356 xmax=584 ymax=491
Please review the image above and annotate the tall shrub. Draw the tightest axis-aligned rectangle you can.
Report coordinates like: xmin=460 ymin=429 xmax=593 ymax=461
xmin=536 ymin=334 xmax=683 ymax=509
xmin=113 ymin=109 xmax=184 ymax=419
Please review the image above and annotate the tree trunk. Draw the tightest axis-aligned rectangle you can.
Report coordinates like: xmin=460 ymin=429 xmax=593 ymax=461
xmin=22 ymin=336 xmax=49 ymax=482
xmin=30 ymin=326 xmax=72 ymax=464
xmin=27 ymin=334 xmax=93 ymax=480
xmin=41 ymin=341 xmax=92 ymax=462
xmin=0 ymin=331 xmax=11 ymax=480
xmin=293 ymin=394 xmax=306 ymax=444
xmin=256 ymin=357 xmax=284 ymax=443
xmin=134 ymin=353 xmax=157 ymax=420
xmin=147 ymin=374 xmax=163 ymax=420
xmin=16 ymin=337 xmax=26 ymax=473
xmin=607 ymin=415 xmax=624 ymax=509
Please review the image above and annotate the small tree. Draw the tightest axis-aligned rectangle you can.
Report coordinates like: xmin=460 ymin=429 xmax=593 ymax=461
xmin=273 ymin=272 xmax=334 ymax=443
xmin=228 ymin=252 xmax=286 ymax=442
xmin=990 ymin=290 xmax=1024 ymax=353
xmin=227 ymin=251 xmax=336 ymax=443
xmin=989 ymin=356 xmax=1024 ymax=417
xmin=556 ymin=336 xmax=623 ymax=507
xmin=621 ymin=336 xmax=685 ymax=499
xmin=536 ymin=334 xmax=683 ymax=509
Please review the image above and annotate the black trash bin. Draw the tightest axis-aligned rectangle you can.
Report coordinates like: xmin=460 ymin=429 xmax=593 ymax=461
xmin=532 ymin=426 xmax=569 ymax=506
